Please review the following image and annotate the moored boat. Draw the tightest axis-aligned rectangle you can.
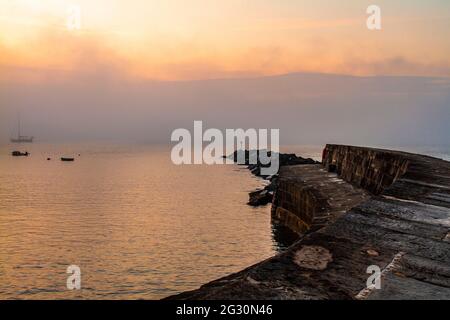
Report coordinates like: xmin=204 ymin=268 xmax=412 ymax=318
xmin=12 ymin=151 xmax=29 ymax=157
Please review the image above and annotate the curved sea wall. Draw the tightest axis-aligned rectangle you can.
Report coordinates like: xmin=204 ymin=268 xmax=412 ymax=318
xmin=167 ymin=145 xmax=450 ymax=300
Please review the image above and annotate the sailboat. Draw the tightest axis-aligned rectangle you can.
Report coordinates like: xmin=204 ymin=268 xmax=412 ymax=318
xmin=10 ymin=114 xmax=34 ymax=143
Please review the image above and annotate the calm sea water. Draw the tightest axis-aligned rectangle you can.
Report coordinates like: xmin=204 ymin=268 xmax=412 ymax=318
xmin=0 ymin=143 xmax=308 ymax=300
xmin=0 ymin=142 xmax=448 ymax=300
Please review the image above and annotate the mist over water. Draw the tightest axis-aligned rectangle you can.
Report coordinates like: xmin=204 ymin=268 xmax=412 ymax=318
xmin=1 ymin=71 xmax=449 ymax=148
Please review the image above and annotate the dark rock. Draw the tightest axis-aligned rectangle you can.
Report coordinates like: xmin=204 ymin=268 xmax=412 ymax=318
xmin=226 ymin=149 xmax=319 ymax=178
xmin=248 ymin=189 xmax=273 ymax=206
xmin=225 ymin=150 xmax=319 ymax=207
xmin=264 ymin=179 xmax=277 ymax=192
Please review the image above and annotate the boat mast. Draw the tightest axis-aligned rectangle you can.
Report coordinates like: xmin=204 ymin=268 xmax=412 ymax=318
xmin=18 ymin=112 xmax=21 ymax=138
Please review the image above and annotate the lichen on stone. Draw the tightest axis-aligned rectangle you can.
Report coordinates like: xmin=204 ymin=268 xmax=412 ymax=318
xmin=293 ymin=245 xmax=333 ymax=270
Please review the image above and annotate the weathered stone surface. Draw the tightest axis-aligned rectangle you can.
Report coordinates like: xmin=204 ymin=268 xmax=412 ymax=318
xmin=166 ymin=145 xmax=450 ymax=300
xmin=366 ymin=273 xmax=450 ymax=300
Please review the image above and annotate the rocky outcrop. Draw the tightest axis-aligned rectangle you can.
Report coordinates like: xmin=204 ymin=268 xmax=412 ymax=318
xmin=226 ymin=150 xmax=317 ymax=178
xmin=225 ymin=150 xmax=319 ymax=206
xmin=248 ymin=189 xmax=273 ymax=207
xmin=167 ymin=145 xmax=450 ymax=300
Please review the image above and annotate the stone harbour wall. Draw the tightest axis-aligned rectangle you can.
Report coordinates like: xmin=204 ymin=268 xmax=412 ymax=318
xmin=166 ymin=145 xmax=450 ymax=300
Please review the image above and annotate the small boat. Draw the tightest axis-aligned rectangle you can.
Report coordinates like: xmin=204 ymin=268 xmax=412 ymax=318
xmin=11 ymin=136 xmax=34 ymax=143
xmin=12 ymin=151 xmax=29 ymax=157
xmin=61 ymin=157 xmax=75 ymax=162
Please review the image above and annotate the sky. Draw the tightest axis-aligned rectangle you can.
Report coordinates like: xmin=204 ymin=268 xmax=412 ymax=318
xmin=0 ymin=1 xmax=449 ymax=146
xmin=1 ymin=0 xmax=450 ymax=79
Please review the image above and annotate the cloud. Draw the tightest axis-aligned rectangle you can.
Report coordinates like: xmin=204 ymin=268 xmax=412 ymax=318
xmin=1 ymin=25 xmax=450 ymax=83
xmin=0 ymin=27 xmax=132 ymax=84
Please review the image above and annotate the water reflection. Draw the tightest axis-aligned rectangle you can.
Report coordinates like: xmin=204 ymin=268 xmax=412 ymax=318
xmin=271 ymin=222 xmax=301 ymax=252
xmin=0 ymin=143 xmax=278 ymax=299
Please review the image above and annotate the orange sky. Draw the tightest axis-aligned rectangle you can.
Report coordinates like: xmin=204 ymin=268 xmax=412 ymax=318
xmin=1 ymin=0 xmax=450 ymax=80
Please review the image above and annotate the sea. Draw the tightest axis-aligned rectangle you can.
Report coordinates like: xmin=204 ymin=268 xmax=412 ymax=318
xmin=0 ymin=142 xmax=448 ymax=299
